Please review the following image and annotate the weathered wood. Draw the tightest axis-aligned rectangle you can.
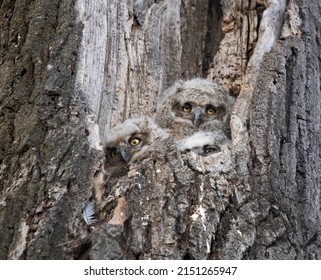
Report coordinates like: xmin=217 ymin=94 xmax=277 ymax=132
xmin=0 ymin=0 xmax=320 ymax=260
xmin=0 ymin=0 xmax=98 ymax=259
xmin=248 ymin=0 xmax=321 ymax=258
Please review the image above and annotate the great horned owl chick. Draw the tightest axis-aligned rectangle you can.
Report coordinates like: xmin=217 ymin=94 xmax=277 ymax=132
xmin=104 ymin=116 xmax=170 ymax=168
xmin=102 ymin=116 xmax=170 ymax=193
xmin=177 ymin=131 xmax=233 ymax=174
xmin=155 ymin=78 xmax=233 ymax=141
xmin=97 ymin=117 xmax=171 ymax=221
xmin=178 ymin=131 xmax=226 ymax=155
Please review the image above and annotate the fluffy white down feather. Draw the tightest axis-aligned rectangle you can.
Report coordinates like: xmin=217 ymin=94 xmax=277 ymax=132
xmin=177 ymin=131 xmax=226 ymax=152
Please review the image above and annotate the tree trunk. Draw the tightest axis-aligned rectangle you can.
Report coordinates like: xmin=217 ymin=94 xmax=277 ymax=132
xmin=0 ymin=0 xmax=320 ymax=260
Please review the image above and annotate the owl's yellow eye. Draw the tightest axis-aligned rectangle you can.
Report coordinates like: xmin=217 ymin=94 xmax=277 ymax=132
xmin=129 ymin=137 xmax=141 ymax=146
xmin=206 ymin=106 xmax=215 ymax=115
xmin=182 ymin=103 xmax=192 ymax=112
xmin=109 ymin=149 xmax=117 ymax=158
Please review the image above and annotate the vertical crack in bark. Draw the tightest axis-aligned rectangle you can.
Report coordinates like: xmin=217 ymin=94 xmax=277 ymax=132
xmin=202 ymin=0 xmax=224 ymax=74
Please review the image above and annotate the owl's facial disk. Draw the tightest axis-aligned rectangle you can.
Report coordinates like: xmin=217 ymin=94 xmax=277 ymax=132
xmin=174 ymin=102 xmax=226 ymax=127
xmin=107 ymin=133 xmax=148 ymax=164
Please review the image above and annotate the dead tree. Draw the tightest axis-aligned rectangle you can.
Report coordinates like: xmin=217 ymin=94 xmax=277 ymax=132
xmin=0 ymin=0 xmax=320 ymax=259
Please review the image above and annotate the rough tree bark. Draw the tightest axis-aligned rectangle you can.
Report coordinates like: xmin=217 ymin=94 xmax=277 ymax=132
xmin=0 ymin=0 xmax=320 ymax=259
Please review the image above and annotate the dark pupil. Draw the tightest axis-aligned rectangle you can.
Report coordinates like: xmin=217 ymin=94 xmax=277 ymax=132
xmin=206 ymin=106 xmax=215 ymax=114
xmin=109 ymin=149 xmax=117 ymax=158
xmin=130 ymin=137 xmax=140 ymax=146
xmin=182 ymin=103 xmax=191 ymax=111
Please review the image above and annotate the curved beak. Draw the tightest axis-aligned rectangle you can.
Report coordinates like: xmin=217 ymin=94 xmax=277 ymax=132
xmin=192 ymin=110 xmax=203 ymax=127
xmin=118 ymin=148 xmax=132 ymax=164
